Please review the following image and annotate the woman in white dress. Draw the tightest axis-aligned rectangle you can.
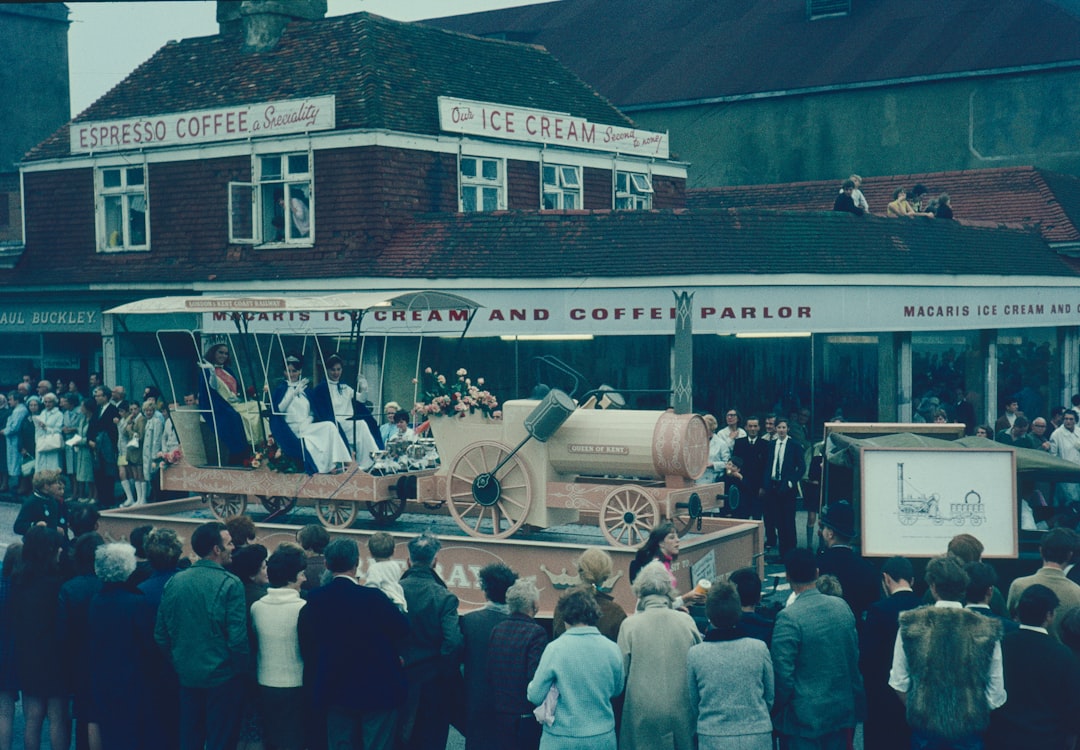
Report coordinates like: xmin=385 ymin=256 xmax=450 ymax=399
xmin=271 ymin=354 xmax=351 ymax=474
xmin=311 ymin=354 xmax=379 ymax=470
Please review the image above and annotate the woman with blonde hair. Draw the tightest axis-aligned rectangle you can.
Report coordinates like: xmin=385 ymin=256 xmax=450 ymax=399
xmin=554 ymin=547 xmax=627 ymax=640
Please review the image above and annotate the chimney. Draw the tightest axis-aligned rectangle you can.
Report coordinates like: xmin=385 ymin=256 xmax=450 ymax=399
xmin=217 ymin=0 xmax=327 ymax=52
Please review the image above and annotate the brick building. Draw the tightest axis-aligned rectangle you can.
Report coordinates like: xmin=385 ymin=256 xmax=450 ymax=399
xmin=9 ymin=6 xmax=1080 ymax=429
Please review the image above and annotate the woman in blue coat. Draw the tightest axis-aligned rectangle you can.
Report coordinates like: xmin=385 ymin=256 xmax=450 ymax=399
xmin=527 ymin=588 xmax=624 ymax=750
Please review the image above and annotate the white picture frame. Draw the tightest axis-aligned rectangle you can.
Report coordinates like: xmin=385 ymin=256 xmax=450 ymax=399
xmin=860 ymin=447 xmax=1017 ymax=557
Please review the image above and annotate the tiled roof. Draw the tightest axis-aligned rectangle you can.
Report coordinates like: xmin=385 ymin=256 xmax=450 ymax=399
xmin=687 ymin=167 xmax=1080 ymax=246
xmin=2 ymin=208 xmax=1066 ymax=286
xmin=368 ymin=209 xmax=1070 ymax=280
xmin=428 ymin=0 xmax=1080 ymax=108
xmin=26 ymin=11 xmax=632 ymax=161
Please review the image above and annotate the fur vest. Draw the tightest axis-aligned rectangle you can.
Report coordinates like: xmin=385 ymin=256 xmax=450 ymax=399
xmin=899 ymin=606 xmax=1001 ymax=740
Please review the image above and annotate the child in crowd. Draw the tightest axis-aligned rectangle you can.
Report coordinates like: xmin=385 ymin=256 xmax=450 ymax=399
xmin=363 ymin=531 xmax=407 ymax=612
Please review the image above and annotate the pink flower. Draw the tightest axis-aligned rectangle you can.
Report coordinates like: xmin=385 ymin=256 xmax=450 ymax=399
xmin=477 ymin=377 xmax=484 ymax=386
xmin=456 ymin=368 xmax=467 ymax=377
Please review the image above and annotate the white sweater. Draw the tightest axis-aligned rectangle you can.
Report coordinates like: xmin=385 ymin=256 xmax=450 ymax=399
xmin=250 ymin=587 xmax=306 ymax=688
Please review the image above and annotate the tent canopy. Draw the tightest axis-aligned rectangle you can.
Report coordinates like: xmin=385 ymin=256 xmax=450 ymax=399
xmin=826 ymin=432 xmax=1080 ymax=481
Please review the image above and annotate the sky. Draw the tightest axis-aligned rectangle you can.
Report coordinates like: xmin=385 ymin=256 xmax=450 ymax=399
xmin=66 ymin=0 xmax=549 ymax=117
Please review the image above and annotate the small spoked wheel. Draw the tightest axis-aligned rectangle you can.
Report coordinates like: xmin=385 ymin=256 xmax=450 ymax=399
xmin=205 ymin=493 xmax=247 ymax=520
xmin=260 ymin=496 xmax=297 ymax=515
xmin=600 ymin=486 xmax=660 ymax=547
xmin=367 ymin=495 xmax=406 ymax=524
xmin=446 ymin=441 xmax=533 ymax=539
xmin=315 ymin=499 xmax=359 ymax=529
xmin=899 ymin=509 xmax=918 ymax=526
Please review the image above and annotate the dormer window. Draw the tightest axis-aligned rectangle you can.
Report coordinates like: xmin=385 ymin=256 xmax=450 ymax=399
xmin=229 ymin=152 xmax=314 ymax=247
xmin=542 ymin=164 xmax=581 ymax=210
xmin=96 ymin=165 xmax=148 ymax=252
xmin=615 ymin=171 xmax=653 ymax=210
xmin=459 ymin=156 xmax=504 ymax=212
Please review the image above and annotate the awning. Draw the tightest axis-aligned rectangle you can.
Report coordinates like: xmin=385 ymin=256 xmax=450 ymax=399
xmin=104 ymin=290 xmax=482 ymax=315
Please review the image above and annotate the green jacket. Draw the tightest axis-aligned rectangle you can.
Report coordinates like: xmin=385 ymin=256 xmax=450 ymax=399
xmin=154 ymin=559 xmax=249 ymax=688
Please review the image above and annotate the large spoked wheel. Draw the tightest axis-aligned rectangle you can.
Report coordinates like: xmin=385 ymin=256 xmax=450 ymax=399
xmin=315 ymin=499 xmax=359 ymax=530
xmin=205 ymin=493 xmax=247 ymax=520
xmin=446 ymin=441 xmax=533 ymax=539
xmin=601 ymin=486 xmax=660 ymax=547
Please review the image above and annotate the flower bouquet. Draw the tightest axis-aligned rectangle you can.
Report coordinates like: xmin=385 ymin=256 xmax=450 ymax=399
xmin=414 ymin=367 xmax=500 ymax=419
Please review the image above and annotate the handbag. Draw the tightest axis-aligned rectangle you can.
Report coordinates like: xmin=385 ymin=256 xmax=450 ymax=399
xmin=126 ymin=435 xmax=140 ymax=449
xmin=36 ymin=433 xmax=63 ymax=452
xmin=20 ymin=458 xmax=35 ymax=477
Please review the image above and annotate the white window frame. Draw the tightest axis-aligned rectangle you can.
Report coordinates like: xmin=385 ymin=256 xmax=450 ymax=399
xmin=95 ymin=163 xmax=149 ymax=252
xmin=459 ymin=155 xmax=505 ymax=212
xmin=615 ymin=170 xmax=654 ymax=210
xmin=228 ymin=150 xmax=314 ymax=246
xmin=542 ymin=163 xmax=581 ymax=210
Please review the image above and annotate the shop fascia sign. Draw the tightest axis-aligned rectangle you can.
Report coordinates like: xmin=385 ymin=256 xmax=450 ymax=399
xmin=0 ymin=306 xmax=100 ymax=332
xmin=70 ymin=96 xmax=336 ymax=154
xmin=438 ymin=96 xmax=669 ymax=159
xmin=202 ymin=285 xmax=1080 ymax=336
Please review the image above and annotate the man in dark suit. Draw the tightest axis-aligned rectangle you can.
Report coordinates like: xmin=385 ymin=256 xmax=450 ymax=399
xmin=86 ymin=385 xmax=120 ymax=507
xmin=298 ymin=538 xmax=409 ymax=750
xmin=459 ymin=563 xmax=517 ymax=749
xmin=761 ymin=418 xmax=805 ymax=556
xmin=988 ymin=585 xmax=1080 ymax=749
xmin=816 ymin=501 xmax=880 ymax=622
xmin=964 ymin=562 xmax=1019 ymax=635
xmin=772 ymin=549 xmax=862 ymax=748
xmin=732 ymin=415 xmax=769 ymax=520
xmin=860 ymin=556 xmax=921 ymax=750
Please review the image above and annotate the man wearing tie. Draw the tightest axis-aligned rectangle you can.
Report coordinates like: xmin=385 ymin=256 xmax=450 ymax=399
xmin=762 ymin=418 xmax=805 ymax=557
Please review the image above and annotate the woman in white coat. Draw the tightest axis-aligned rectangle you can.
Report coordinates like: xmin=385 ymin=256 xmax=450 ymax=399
xmin=33 ymin=393 xmax=64 ymax=472
xmin=617 ymin=560 xmax=701 ymax=750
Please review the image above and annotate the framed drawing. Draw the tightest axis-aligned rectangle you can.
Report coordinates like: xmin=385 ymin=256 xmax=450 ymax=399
xmin=860 ymin=447 xmax=1017 ymax=558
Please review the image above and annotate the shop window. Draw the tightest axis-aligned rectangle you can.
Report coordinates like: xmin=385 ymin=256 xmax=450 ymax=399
xmin=911 ymin=331 xmax=982 ymax=426
xmin=542 ymin=164 xmax=581 ymax=209
xmin=615 ymin=171 xmax=653 ymax=210
xmin=228 ymin=152 xmax=313 ymax=245
xmin=459 ymin=156 xmax=504 ymax=212
xmin=997 ymin=328 xmax=1058 ymax=427
xmin=96 ymin=165 xmax=148 ymax=252
xmin=0 ymin=193 xmax=8 ymax=227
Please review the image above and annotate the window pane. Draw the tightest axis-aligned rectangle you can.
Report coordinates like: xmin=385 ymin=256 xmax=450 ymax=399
xmin=482 ymin=187 xmax=499 ymax=212
xmin=287 ymin=184 xmax=311 ymax=238
xmin=631 ymin=173 xmax=653 ymax=193
xmin=260 ymin=156 xmax=282 ymax=180
xmin=129 ymin=199 xmax=147 ymax=245
xmin=126 ymin=167 xmax=145 ymax=186
xmin=461 ymin=186 xmax=477 ymax=212
xmin=460 ymin=158 xmax=477 ymax=179
xmin=543 ymin=165 xmax=556 ymax=186
xmin=104 ymin=196 xmax=124 ymax=246
xmin=616 ymin=196 xmax=631 ymax=210
xmin=542 ymin=192 xmax=558 ymax=210
xmin=287 ymin=153 xmax=309 ymax=175
xmin=616 ymin=172 xmax=629 ymax=192
xmin=997 ymin=328 xmax=1058 ymax=427
xmin=912 ymin=331 xmax=981 ymax=429
xmin=102 ymin=169 xmax=122 ymax=189
xmin=561 ymin=167 xmax=579 ymax=187
xmin=481 ymin=159 xmax=498 ymax=181
xmin=564 ymin=193 xmax=577 ymax=209
xmin=263 ymin=185 xmax=285 ymax=241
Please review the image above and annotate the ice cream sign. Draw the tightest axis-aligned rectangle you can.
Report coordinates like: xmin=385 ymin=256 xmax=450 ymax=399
xmin=438 ymin=96 xmax=669 ymax=158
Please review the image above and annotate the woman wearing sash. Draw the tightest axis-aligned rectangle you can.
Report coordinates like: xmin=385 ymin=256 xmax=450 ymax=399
xmin=198 ymin=342 xmax=250 ymax=464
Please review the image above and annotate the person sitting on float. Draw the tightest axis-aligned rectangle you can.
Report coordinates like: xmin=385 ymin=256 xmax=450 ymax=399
xmin=197 ymin=341 xmax=249 ymax=464
xmin=309 ymin=354 xmax=382 ymax=470
xmin=270 ymin=353 xmax=351 ymax=474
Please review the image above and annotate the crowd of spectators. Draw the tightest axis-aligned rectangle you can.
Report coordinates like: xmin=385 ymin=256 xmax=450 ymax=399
xmin=0 ymin=373 xmax=181 ymax=511
xmin=6 ymin=493 xmax=1080 ymax=750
